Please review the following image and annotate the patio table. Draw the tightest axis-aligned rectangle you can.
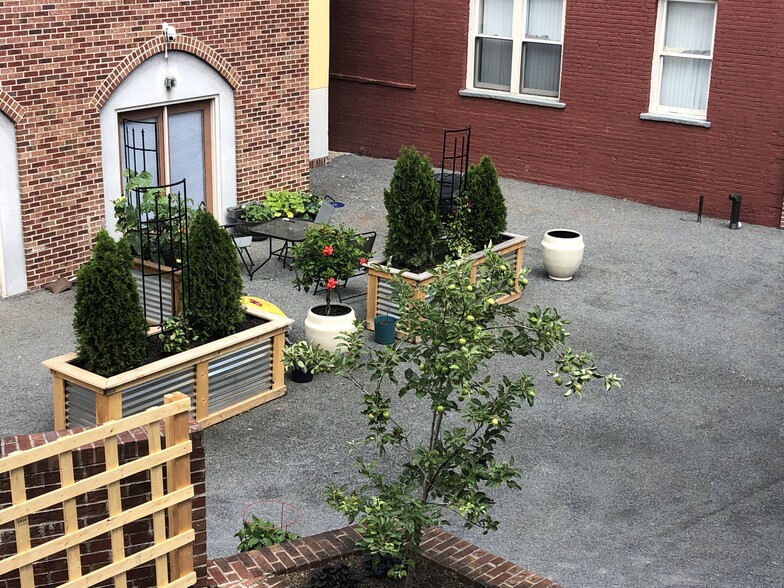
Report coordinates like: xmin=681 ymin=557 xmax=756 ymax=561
xmin=246 ymin=217 xmax=313 ymax=279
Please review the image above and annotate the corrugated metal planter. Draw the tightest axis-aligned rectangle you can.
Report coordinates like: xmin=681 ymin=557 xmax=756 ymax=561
xmin=366 ymin=232 xmax=527 ymax=338
xmin=132 ymin=258 xmax=183 ymax=324
xmin=43 ymin=306 xmax=293 ymax=429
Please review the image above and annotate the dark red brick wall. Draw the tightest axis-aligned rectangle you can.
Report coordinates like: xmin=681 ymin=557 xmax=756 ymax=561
xmin=329 ymin=0 xmax=784 ymax=227
xmin=0 ymin=1 xmax=309 ymax=290
xmin=0 ymin=420 xmax=207 ymax=588
xmin=330 ymin=0 xmax=415 ymax=86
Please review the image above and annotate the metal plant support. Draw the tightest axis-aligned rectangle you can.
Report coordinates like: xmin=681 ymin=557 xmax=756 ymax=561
xmin=436 ymin=126 xmax=471 ymax=219
xmin=129 ymin=179 xmax=191 ymax=327
xmin=122 ymin=119 xmax=160 ymax=185
xmin=121 ymin=117 xmax=191 ymax=328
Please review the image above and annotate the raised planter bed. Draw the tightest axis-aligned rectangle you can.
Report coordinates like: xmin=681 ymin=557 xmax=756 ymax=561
xmin=366 ymin=232 xmax=527 ymax=335
xmin=206 ymin=526 xmax=562 ymax=588
xmin=44 ymin=306 xmax=293 ymax=429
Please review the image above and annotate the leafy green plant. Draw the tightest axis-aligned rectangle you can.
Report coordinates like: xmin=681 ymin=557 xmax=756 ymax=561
xmin=304 ymin=563 xmax=358 ymax=588
xmin=158 ymin=314 xmax=198 ymax=354
xmin=362 ymin=553 xmax=404 ymax=578
xmin=302 ymin=194 xmax=324 ymax=219
xmin=239 ymin=202 xmax=275 ymax=223
xmin=73 ymin=230 xmax=148 ymax=377
xmin=291 ymin=224 xmax=366 ymax=315
xmin=383 ymin=147 xmax=440 ymax=271
xmin=235 ymin=516 xmax=300 ymax=552
xmin=263 ymin=190 xmax=320 ymax=219
xmin=442 ymin=202 xmax=474 ymax=259
xmin=461 ymin=155 xmax=508 ymax=252
xmin=112 ymin=169 xmax=193 ymax=266
xmin=186 ymin=209 xmax=245 ymax=341
xmin=282 ymin=340 xmax=336 ymax=375
xmin=113 ymin=169 xmax=152 ymax=237
xmin=291 ymin=251 xmax=621 ymax=581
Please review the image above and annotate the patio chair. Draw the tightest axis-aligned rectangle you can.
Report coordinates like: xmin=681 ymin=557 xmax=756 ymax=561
xmin=337 ymin=230 xmax=377 ymax=302
xmin=223 ymin=224 xmax=255 ymax=277
xmin=313 ymin=198 xmax=335 ymax=224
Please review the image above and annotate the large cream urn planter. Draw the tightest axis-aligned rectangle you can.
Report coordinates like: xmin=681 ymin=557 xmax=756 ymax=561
xmin=304 ymin=303 xmax=357 ymax=353
xmin=366 ymin=232 xmax=527 ymax=337
xmin=541 ymin=229 xmax=585 ymax=281
xmin=44 ymin=306 xmax=294 ymax=429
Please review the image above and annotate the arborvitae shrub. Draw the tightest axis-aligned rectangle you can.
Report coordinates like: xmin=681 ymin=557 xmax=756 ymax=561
xmin=383 ymin=146 xmax=440 ymax=271
xmin=187 ymin=209 xmax=245 ymax=341
xmin=464 ymin=155 xmax=507 ymax=251
xmin=74 ymin=230 xmax=148 ymax=377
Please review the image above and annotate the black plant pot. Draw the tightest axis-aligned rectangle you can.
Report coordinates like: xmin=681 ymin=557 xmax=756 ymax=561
xmin=291 ymin=368 xmax=313 ymax=383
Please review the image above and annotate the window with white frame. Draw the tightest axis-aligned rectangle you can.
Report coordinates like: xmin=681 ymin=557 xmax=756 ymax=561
xmin=649 ymin=0 xmax=717 ymax=119
xmin=469 ymin=0 xmax=565 ymax=98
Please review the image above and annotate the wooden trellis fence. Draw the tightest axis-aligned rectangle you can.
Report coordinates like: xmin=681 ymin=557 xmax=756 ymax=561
xmin=0 ymin=392 xmax=195 ymax=588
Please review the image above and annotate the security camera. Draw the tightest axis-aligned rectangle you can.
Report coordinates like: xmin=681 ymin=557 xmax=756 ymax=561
xmin=162 ymin=22 xmax=176 ymax=42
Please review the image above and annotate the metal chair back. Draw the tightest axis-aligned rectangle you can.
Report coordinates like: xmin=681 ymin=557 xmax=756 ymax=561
xmin=314 ymin=199 xmax=335 ymax=224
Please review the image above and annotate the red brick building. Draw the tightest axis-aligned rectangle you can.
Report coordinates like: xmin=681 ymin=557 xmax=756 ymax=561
xmin=329 ymin=0 xmax=784 ymax=228
xmin=0 ymin=1 xmax=309 ymax=297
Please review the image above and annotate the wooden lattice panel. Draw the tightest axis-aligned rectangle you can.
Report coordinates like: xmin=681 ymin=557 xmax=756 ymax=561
xmin=0 ymin=393 xmax=195 ymax=588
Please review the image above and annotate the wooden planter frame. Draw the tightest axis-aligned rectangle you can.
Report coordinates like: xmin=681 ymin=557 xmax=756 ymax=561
xmin=366 ymin=232 xmax=527 ymax=335
xmin=44 ymin=307 xmax=293 ymax=429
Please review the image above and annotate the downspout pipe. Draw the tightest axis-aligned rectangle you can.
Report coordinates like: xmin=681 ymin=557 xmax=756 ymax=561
xmin=728 ymin=193 xmax=742 ymax=230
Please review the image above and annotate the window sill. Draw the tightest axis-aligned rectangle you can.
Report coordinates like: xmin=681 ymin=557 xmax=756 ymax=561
xmin=640 ymin=112 xmax=711 ymax=128
xmin=459 ymin=88 xmax=566 ymax=109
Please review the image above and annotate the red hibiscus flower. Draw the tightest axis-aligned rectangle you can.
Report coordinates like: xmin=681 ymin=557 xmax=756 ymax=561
xmin=322 ymin=245 xmax=334 ymax=256
xmin=360 ymin=257 xmax=368 ymax=265
xmin=325 ymin=277 xmax=338 ymax=290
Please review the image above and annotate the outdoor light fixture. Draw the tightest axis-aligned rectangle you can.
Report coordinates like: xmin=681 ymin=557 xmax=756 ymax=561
xmin=162 ymin=22 xmax=177 ymax=42
xmin=161 ymin=22 xmax=177 ymax=88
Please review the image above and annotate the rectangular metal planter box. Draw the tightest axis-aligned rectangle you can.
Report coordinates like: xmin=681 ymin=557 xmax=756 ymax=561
xmin=366 ymin=232 xmax=527 ymax=335
xmin=43 ymin=307 xmax=293 ymax=429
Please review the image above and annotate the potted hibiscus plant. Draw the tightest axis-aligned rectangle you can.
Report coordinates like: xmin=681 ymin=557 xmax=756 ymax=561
xmin=291 ymin=224 xmax=366 ymax=352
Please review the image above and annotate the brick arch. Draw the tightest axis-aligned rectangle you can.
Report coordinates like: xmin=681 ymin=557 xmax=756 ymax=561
xmin=91 ymin=36 xmax=242 ymax=109
xmin=0 ymin=90 xmax=26 ymax=123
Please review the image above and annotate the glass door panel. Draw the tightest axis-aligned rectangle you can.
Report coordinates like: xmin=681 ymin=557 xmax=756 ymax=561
xmin=169 ymin=110 xmax=206 ymax=210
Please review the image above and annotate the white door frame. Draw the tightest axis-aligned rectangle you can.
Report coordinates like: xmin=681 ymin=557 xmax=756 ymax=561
xmin=99 ymin=51 xmax=237 ymax=236
xmin=0 ymin=112 xmax=27 ymax=297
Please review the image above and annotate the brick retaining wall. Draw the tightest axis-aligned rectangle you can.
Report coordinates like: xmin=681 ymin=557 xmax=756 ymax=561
xmin=207 ymin=526 xmax=562 ymax=588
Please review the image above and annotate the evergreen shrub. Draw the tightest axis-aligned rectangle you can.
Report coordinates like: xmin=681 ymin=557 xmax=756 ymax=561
xmin=187 ymin=209 xmax=245 ymax=341
xmin=383 ymin=146 xmax=440 ymax=271
xmin=73 ymin=230 xmax=148 ymax=377
xmin=463 ymin=155 xmax=507 ymax=251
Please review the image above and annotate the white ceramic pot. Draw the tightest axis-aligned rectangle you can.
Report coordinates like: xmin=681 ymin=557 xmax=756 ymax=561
xmin=304 ymin=304 xmax=357 ymax=353
xmin=541 ymin=229 xmax=585 ymax=281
